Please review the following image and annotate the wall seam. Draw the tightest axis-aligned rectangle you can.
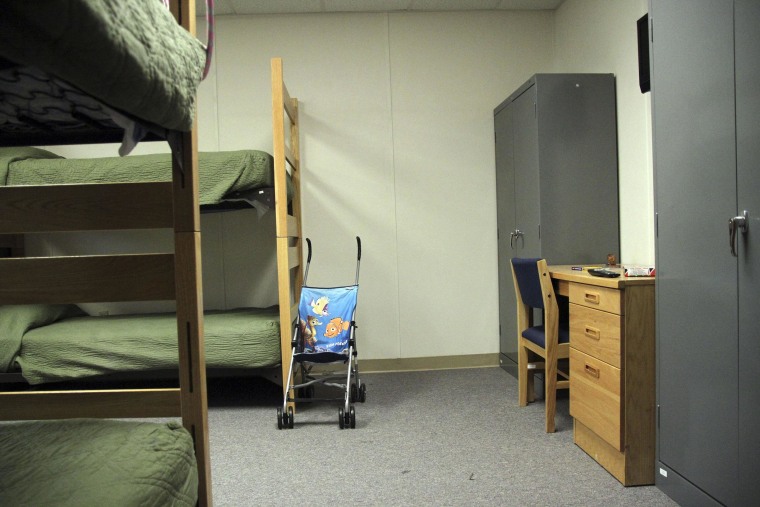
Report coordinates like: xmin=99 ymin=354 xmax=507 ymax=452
xmin=386 ymin=12 xmax=403 ymax=360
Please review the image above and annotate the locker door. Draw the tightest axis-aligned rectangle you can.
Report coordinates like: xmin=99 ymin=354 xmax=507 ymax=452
xmin=736 ymin=1 xmax=760 ymax=503
xmin=495 ymin=103 xmax=518 ymax=365
xmin=512 ymin=84 xmax=540 ymax=258
xmin=651 ymin=0 xmax=738 ymax=504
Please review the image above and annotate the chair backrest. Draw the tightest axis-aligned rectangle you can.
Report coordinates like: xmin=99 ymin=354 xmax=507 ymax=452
xmin=298 ymin=285 xmax=358 ymax=354
xmin=511 ymin=257 xmax=546 ymax=309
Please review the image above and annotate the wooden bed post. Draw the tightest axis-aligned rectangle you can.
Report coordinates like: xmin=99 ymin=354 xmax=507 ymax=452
xmin=172 ymin=1 xmax=211 ymax=506
xmin=272 ymin=57 xmax=304 ymax=406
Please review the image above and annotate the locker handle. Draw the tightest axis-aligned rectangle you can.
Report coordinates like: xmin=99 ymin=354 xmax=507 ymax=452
xmin=729 ymin=210 xmax=748 ymax=257
xmin=584 ymin=292 xmax=601 ymax=305
xmin=584 ymin=364 xmax=600 ymax=379
xmin=584 ymin=326 xmax=601 ymax=340
xmin=509 ymin=229 xmax=524 ymax=249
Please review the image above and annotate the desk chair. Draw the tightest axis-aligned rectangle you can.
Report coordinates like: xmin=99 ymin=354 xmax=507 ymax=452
xmin=510 ymin=257 xmax=570 ymax=433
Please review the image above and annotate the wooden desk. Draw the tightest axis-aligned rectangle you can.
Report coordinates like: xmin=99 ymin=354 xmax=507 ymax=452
xmin=548 ymin=266 xmax=656 ymax=486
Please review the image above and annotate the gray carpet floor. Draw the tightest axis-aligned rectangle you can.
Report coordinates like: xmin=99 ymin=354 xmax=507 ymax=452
xmin=205 ymin=367 xmax=679 ymax=506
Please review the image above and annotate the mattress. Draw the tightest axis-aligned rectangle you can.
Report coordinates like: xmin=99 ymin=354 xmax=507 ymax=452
xmin=0 ymin=147 xmax=292 ymax=206
xmin=0 ymin=0 xmax=206 ymax=135
xmin=0 ymin=419 xmax=197 ymax=507
xmin=2 ymin=306 xmax=282 ymax=384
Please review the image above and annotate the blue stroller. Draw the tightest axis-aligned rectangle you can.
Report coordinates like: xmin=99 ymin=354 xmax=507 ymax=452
xmin=277 ymin=237 xmax=365 ymax=429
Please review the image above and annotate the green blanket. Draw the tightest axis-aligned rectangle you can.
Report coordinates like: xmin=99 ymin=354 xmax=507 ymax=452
xmin=0 ymin=304 xmax=84 ymax=372
xmin=0 ymin=147 xmax=289 ymax=205
xmin=14 ymin=307 xmax=282 ymax=385
xmin=0 ymin=0 xmax=205 ymax=132
xmin=0 ymin=419 xmax=197 ymax=507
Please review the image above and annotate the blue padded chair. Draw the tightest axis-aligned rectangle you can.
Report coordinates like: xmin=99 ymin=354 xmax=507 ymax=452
xmin=510 ymin=257 xmax=570 ymax=433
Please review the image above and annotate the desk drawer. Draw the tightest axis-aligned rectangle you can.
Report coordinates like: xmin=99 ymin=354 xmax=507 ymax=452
xmin=570 ymin=303 xmax=622 ymax=368
xmin=569 ymin=283 xmax=622 ymax=314
xmin=570 ymin=348 xmax=622 ymax=451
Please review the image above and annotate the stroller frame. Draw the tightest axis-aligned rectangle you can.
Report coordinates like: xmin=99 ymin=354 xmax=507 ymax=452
xmin=277 ymin=236 xmax=365 ymax=429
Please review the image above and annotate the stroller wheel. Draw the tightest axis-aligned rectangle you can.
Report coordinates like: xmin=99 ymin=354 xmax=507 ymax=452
xmin=338 ymin=407 xmax=346 ymax=429
xmin=359 ymin=384 xmax=367 ymax=403
xmin=350 ymin=384 xmax=358 ymax=403
xmin=287 ymin=406 xmax=295 ymax=429
xmin=276 ymin=407 xmax=284 ymax=430
xmin=349 ymin=405 xmax=356 ymax=429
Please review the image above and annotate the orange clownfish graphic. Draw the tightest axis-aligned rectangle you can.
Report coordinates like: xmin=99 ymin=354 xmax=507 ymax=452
xmin=324 ymin=317 xmax=350 ymax=338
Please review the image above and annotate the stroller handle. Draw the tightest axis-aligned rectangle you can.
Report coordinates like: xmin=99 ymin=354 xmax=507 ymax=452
xmin=356 ymin=236 xmax=361 ymax=261
xmin=306 ymin=238 xmax=312 ymax=263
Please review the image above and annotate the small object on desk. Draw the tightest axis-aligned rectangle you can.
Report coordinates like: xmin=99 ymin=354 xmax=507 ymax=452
xmin=624 ymin=266 xmax=656 ymax=277
xmin=588 ymin=268 xmax=621 ymax=278
xmin=572 ymin=265 xmax=603 ymax=271
xmin=607 ymin=253 xmax=617 ymax=266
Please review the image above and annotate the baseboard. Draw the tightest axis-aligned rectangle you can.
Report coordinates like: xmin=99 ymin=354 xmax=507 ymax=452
xmin=360 ymin=353 xmax=499 ymax=373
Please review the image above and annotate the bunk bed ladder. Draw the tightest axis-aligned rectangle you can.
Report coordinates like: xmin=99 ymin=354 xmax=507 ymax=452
xmin=271 ymin=57 xmax=304 ymax=407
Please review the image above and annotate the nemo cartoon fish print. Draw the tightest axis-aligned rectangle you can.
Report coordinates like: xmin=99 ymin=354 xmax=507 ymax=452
xmin=310 ymin=296 xmax=329 ymax=316
xmin=324 ymin=317 xmax=350 ymax=338
xmin=301 ymin=315 xmax=321 ymax=349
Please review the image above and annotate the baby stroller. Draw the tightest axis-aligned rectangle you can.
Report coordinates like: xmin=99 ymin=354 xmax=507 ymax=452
xmin=277 ymin=236 xmax=365 ymax=429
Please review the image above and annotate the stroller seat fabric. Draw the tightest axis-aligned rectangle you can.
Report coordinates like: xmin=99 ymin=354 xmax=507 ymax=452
xmin=299 ymin=285 xmax=357 ymax=357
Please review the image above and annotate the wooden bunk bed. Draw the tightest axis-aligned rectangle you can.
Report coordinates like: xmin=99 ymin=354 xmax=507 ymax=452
xmin=0 ymin=3 xmax=304 ymax=499
xmin=0 ymin=143 xmax=301 ymax=387
xmin=0 ymin=2 xmax=304 ymax=506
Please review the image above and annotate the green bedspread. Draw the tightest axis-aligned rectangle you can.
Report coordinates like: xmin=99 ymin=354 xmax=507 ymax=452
xmin=0 ymin=0 xmax=206 ymax=132
xmin=0 ymin=147 xmax=284 ymax=206
xmin=11 ymin=307 xmax=282 ymax=385
xmin=0 ymin=304 xmax=84 ymax=373
xmin=0 ymin=419 xmax=197 ymax=507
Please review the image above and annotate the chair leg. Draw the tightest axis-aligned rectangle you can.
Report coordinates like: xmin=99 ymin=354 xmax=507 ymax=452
xmin=544 ymin=355 xmax=557 ymax=433
xmin=527 ymin=369 xmax=535 ymax=403
xmin=518 ymin=342 xmax=529 ymax=407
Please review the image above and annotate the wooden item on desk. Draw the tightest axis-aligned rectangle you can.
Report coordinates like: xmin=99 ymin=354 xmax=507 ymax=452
xmin=549 ymin=265 xmax=656 ymax=486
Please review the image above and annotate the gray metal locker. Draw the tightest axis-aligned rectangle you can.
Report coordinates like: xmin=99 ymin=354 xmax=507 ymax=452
xmin=494 ymin=74 xmax=620 ymax=376
xmin=651 ymin=1 xmax=760 ymax=504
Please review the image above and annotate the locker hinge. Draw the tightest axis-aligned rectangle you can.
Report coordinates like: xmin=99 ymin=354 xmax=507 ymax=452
xmin=657 ymin=404 xmax=660 ymax=429
xmin=534 ymin=102 xmax=537 ymax=117
xmin=538 ymin=224 xmax=541 ymax=239
xmin=499 ymin=323 xmax=502 ymax=337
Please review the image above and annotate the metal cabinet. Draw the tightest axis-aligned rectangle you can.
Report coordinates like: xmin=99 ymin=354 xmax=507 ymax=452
xmin=494 ymin=74 xmax=620 ymax=376
xmin=651 ymin=1 xmax=760 ymax=504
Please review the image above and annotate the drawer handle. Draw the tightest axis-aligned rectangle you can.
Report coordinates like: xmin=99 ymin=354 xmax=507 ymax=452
xmin=584 ymin=326 xmax=601 ymax=340
xmin=584 ymin=364 xmax=600 ymax=379
xmin=584 ymin=292 xmax=601 ymax=305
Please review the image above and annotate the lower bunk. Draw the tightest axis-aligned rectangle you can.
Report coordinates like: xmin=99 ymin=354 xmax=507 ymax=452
xmin=0 ymin=419 xmax=197 ymax=506
xmin=0 ymin=304 xmax=283 ymax=386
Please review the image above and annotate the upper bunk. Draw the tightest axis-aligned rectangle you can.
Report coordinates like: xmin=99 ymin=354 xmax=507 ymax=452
xmin=0 ymin=0 xmax=207 ymax=148
xmin=0 ymin=147 xmax=291 ymax=214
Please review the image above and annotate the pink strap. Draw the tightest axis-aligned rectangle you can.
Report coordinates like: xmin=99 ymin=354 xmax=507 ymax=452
xmin=202 ymin=0 xmax=215 ymax=79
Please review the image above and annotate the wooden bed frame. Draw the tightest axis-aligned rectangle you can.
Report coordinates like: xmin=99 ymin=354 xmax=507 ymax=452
xmin=0 ymin=58 xmax=303 ymax=388
xmin=271 ymin=59 xmax=305 ymax=402
xmin=0 ymin=4 xmax=305 ymax=506
xmin=0 ymin=55 xmax=303 ymax=505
